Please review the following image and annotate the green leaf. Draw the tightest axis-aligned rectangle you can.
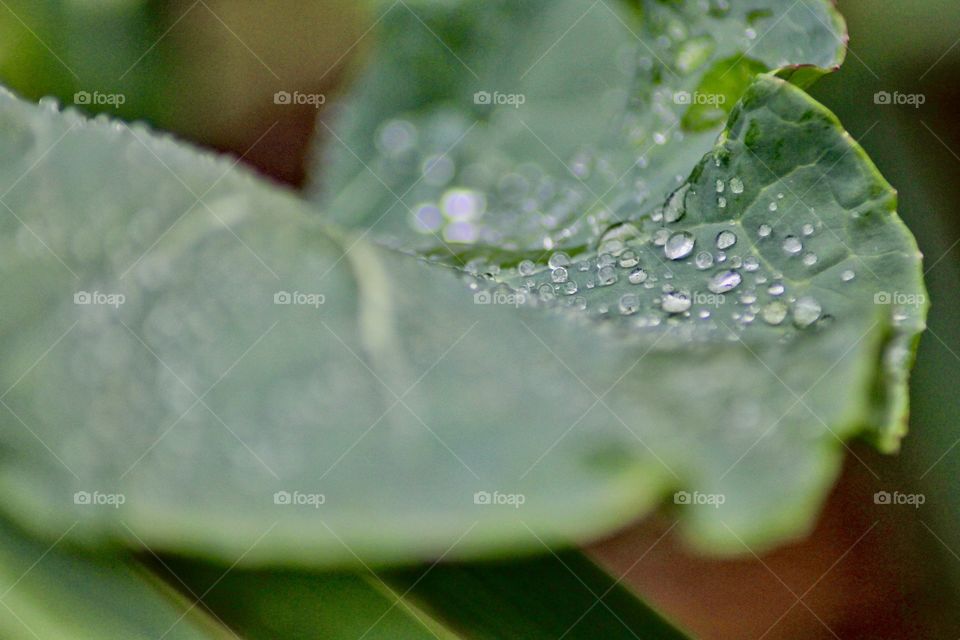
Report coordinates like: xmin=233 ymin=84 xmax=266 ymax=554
xmin=0 ymin=63 xmax=924 ymax=567
xmin=309 ymin=0 xmax=846 ymax=252
xmin=0 ymin=518 xmax=228 ymax=639
xmin=164 ymin=551 xmax=690 ymax=639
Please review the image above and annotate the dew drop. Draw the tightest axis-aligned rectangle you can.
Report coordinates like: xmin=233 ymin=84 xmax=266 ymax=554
xmin=551 ymin=267 xmax=569 ymax=283
xmin=743 ymin=256 xmax=759 ymax=272
xmin=802 ymin=223 xmax=815 ymax=236
xmin=767 ymin=282 xmax=785 ymax=296
xmin=597 ymin=266 xmax=618 ymax=286
xmin=695 ymin=251 xmax=715 ymax=270
xmin=716 ymin=230 xmax=737 ymax=250
xmin=782 ymin=236 xmax=802 ymax=255
xmin=628 ymin=267 xmax=648 ymax=284
xmin=665 ymin=232 xmax=695 ymax=260
xmin=548 ymin=251 xmax=571 ymax=269
xmin=708 ymin=269 xmax=742 ymax=293
xmin=802 ymin=252 xmax=818 ymax=266
xmin=762 ymin=301 xmax=788 ymax=325
xmin=618 ymin=250 xmax=640 ymax=268
xmin=841 ymin=269 xmax=856 ymax=282
xmin=793 ymin=296 xmax=822 ymax=328
xmin=730 ymin=177 xmax=744 ymax=194
xmin=562 ymin=280 xmax=579 ymax=295
xmin=619 ymin=294 xmax=640 ymax=316
xmin=661 ymin=291 xmax=692 ymax=314
xmin=518 ymin=260 xmax=536 ymax=276
xmin=653 ymin=229 xmax=671 ymax=246
xmin=758 ymin=224 xmax=772 ymax=238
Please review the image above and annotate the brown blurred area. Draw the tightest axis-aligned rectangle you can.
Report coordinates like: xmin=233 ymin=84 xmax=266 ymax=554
xmin=589 ymin=451 xmax=935 ymax=640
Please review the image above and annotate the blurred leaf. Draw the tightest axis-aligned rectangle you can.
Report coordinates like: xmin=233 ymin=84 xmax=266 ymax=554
xmin=0 ymin=518 xmax=228 ymax=639
xmin=168 ymin=550 xmax=690 ymax=639
xmin=309 ymin=0 xmax=846 ymax=251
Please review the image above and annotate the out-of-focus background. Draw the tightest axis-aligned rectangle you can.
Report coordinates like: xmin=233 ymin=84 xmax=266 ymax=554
xmin=0 ymin=1 xmax=955 ymax=637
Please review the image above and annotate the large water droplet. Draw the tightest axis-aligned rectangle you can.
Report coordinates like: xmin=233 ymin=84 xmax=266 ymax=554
xmin=665 ymin=232 xmax=695 ymax=260
xmin=597 ymin=266 xmax=618 ymax=286
xmin=619 ymin=293 xmax=640 ymax=316
xmin=782 ymin=236 xmax=802 ymax=255
xmin=695 ymin=251 xmax=714 ymax=270
xmin=716 ymin=230 xmax=737 ymax=250
xmin=762 ymin=301 xmax=788 ymax=325
xmin=708 ymin=269 xmax=742 ymax=293
xmin=730 ymin=177 xmax=744 ymax=194
xmin=518 ymin=260 xmax=536 ymax=276
xmin=551 ymin=267 xmax=568 ymax=283
xmin=628 ymin=267 xmax=648 ymax=284
xmin=661 ymin=291 xmax=692 ymax=314
xmin=548 ymin=251 xmax=571 ymax=269
xmin=793 ymin=296 xmax=822 ymax=328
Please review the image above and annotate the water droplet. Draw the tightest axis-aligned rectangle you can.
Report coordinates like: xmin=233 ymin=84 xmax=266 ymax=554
xmin=619 ymin=294 xmax=640 ymax=316
xmin=411 ymin=203 xmax=443 ymax=233
xmin=551 ymin=267 xmax=569 ymax=283
xmin=793 ymin=296 xmax=822 ymax=328
xmin=548 ymin=251 xmax=571 ymax=269
xmin=695 ymin=251 xmax=714 ymax=270
xmin=718 ymin=196 xmax=727 ymax=209
xmin=716 ymin=179 xmax=725 ymax=193
xmin=782 ymin=236 xmax=802 ymax=255
xmin=708 ymin=269 xmax=742 ymax=293
xmin=801 ymin=223 xmax=815 ymax=236
xmin=665 ymin=232 xmax=695 ymax=260
xmin=730 ymin=177 xmax=744 ymax=194
xmin=562 ymin=280 xmax=579 ymax=295
xmin=518 ymin=260 xmax=536 ymax=276
xmin=661 ymin=291 xmax=692 ymax=314
xmin=768 ymin=202 xmax=778 ymax=212
xmin=442 ymin=189 xmax=485 ymax=220
xmin=653 ymin=229 xmax=671 ymax=246
xmin=740 ymin=291 xmax=758 ymax=305
xmin=841 ymin=269 xmax=856 ymax=282
xmin=802 ymin=252 xmax=818 ymax=266
xmin=597 ymin=253 xmax=616 ymax=268
xmin=743 ymin=256 xmax=759 ymax=272
xmin=628 ymin=267 xmax=648 ymax=284
xmin=618 ymin=250 xmax=639 ymax=268
xmin=758 ymin=224 xmax=772 ymax=238
xmin=538 ymin=284 xmax=555 ymax=301
xmin=716 ymin=230 xmax=737 ymax=250
xmin=663 ymin=185 xmax=688 ymax=222
xmin=762 ymin=301 xmax=788 ymax=325
xmin=767 ymin=282 xmax=785 ymax=296
xmin=597 ymin=266 xmax=618 ymax=286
